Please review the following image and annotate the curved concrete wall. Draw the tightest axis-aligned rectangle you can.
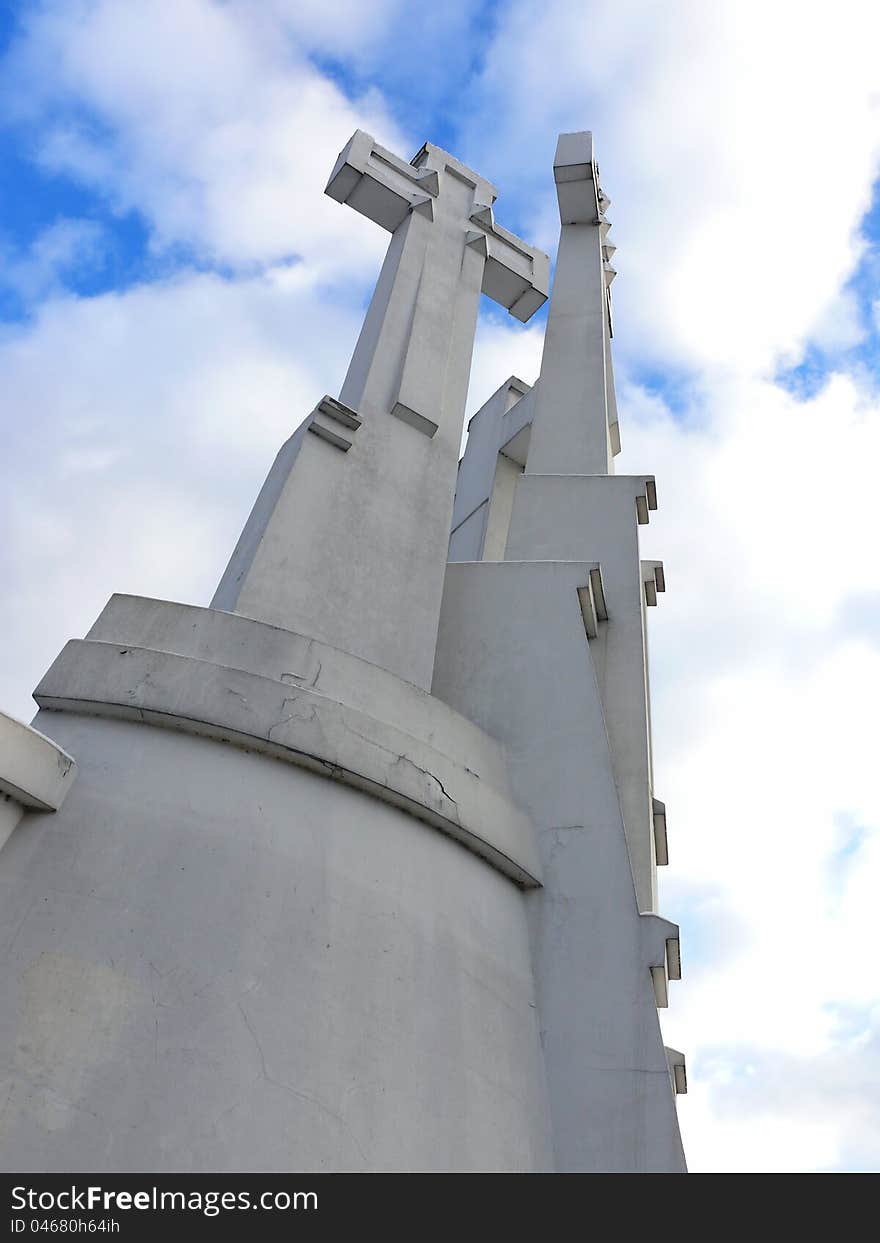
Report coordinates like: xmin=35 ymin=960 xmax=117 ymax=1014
xmin=35 ymin=596 xmax=541 ymax=887
xmin=0 ymin=712 xmax=552 ymax=1172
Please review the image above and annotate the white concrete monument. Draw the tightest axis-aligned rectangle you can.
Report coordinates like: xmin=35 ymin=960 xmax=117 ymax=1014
xmin=0 ymin=131 xmax=686 ymax=1172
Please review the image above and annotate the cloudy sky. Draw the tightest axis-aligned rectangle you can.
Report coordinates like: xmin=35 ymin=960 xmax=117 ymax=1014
xmin=2 ymin=0 xmax=879 ymax=1172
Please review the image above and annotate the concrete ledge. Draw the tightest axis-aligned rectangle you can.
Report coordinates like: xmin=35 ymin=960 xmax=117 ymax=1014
xmin=665 ymin=1048 xmax=688 ymax=1095
xmin=391 ymin=400 xmax=439 ymax=438
xmin=35 ymin=601 xmax=541 ymax=888
xmin=576 ymin=565 xmax=608 ymax=639
xmin=509 ymin=473 xmax=658 ymax=536
xmin=307 ymin=395 xmax=361 ymax=451
xmin=635 ymin=477 xmax=658 ymax=525
xmin=85 ymin=595 xmax=512 ymax=790
xmin=642 ymin=560 xmax=666 ymax=608
xmin=0 ymin=709 xmax=77 ymax=853
xmin=0 ymin=709 xmax=77 ymax=812
xmin=652 ymin=798 xmax=669 ymax=866
xmin=641 ymin=914 xmax=681 ymax=1009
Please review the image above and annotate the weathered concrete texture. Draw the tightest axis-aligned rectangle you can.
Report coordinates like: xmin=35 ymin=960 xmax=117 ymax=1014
xmin=35 ymin=596 xmax=540 ymax=887
xmin=434 ymin=561 xmax=684 ymax=1172
xmin=0 ymin=709 xmax=77 ymax=814
xmin=505 ymin=474 xmax=660 ymax=914
xmin=526 ymin=132 xmax=619 ymax=476
xmin=440 ymin=131 xmax=685 ymax=1169
xmin=450 ymin=391 xmax=662 ymax=913
xmin=0 ymin=127 xmax=687 ymax=1173
xmin=0 ymin=797 xmax=21 ymax=856
xmin=214 ymin=133 xmax=549 ymax=691
xmin=0 ymin=710 xmax=77 ymax=853
xmin=0 ymin=712 xmax=552 ymax=1172
xmin=449 ymin=378 xmax=534 ymax=563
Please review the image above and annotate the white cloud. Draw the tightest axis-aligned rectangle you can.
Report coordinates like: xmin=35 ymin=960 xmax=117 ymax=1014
xmin=542 ymin=335 xmax=874 ymax=1167
xmin=250 ymin=0 xmax=402 ymax=58
xmin=0 ymin=267 xmax=364 ymax=720
xmin=459 ymin=0 xmax=880 ymax=373
xmin=800 ymin=287 xmax=867 ymax=355
xmin=2 ymin=0 xmax=880 ymax=1173
xmin=0 ymin=217 xmax=107 ymax=303
xmin=617 ymin=366 xmax=880 ymax=1169
xmin=453 ymin=0 xmax=880 ymax=1170
xmin=467 ymin=314 xmax=545 ymax=415
xmin=4 ymin=0 xmax=406 ymax=274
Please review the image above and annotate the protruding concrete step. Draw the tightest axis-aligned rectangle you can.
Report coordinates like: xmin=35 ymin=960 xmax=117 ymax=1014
xmin=0 ymin=710 xmax=77 ymax=853
xmin=307 ymin=395 xmax=362 ymax=451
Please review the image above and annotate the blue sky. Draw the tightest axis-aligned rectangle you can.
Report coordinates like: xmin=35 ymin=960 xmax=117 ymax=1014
xmin=2 ymin=0 xmax=880 ymax=1172
xmin=0 ymin=1 xmax=528 ymax=313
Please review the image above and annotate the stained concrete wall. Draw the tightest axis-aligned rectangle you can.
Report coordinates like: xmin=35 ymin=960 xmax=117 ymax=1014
xmin=0 ymin=712 xmax=553 ymax=1173
xmin=434 ymin=561 xmax=685 ymax=1172
xmin=0 ymin=127 xmax=687 ymax=1176
xmin=506 ymin=475 xmax=660 ymax=914
xmin=213 ymin=137 xmax=548 ymax=692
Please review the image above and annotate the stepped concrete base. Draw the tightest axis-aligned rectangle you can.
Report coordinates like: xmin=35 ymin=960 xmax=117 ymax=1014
xmin=0 ymin=597 xmax=551 ymax=1172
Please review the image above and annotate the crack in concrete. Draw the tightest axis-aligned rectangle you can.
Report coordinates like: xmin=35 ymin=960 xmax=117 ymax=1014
xmin=339 ymin=717 xmax=458 ymax=814
xmin=280 ymin=660 xmax=322 ymax=689
xmin=416 ymin=762 xmax=457 ymax=809
xmin=389 ymin=753 xmax=460 ymax=816
xmin=238 ymin=1002 xmax=367 ymax=1166
xmin=543 ymin=826 xmax=587 ymax=872
xmin=266 ymin=697 xmax=318 ymax=742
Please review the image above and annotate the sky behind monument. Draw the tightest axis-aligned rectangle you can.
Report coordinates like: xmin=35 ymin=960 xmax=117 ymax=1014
xmin=1 ymin=0 xmax=879 ymax=1172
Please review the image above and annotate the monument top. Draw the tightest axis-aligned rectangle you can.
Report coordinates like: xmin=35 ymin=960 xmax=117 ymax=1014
xmin=553 ymin=130 xmax=611 ymax=226
xmin=326 ymin=129 xmax=548 ymax=324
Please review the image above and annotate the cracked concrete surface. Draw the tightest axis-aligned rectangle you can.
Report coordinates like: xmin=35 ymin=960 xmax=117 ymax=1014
xmin=34 ymin=630 xmax=539 ymax=887
xmin=0 ymin=710 xmax=550 ymax=1171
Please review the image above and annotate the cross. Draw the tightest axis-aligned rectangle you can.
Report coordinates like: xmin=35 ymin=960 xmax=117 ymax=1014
xmin=326 ymin=131 xmax=549 ymax=443
xmin=213 ymin=133 xmax=550 ymax=691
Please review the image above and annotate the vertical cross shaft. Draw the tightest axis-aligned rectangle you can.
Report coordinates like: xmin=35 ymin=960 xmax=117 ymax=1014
xmin=525 ymin=132 xmax=619 ymax=476
xmin=213 ymin=131 xmax=549 ymax=690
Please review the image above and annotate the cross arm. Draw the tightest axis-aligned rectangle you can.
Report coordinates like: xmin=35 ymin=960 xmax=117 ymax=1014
xmin=325 ymin=130 xmax=438 ymax=231
xmin=328 ymin=130 xmax=549 ymax=322
xmin=466 ymin=211 xmax=550 ymax=322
